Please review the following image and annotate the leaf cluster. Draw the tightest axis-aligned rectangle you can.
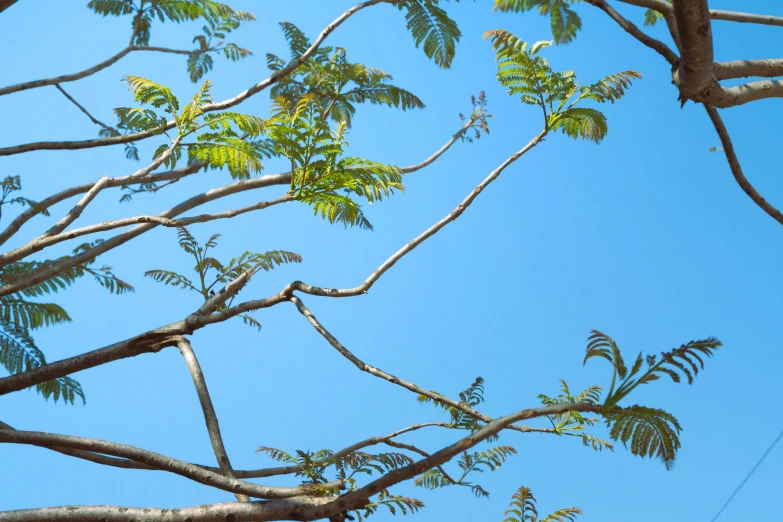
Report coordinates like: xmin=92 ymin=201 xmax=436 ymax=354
xmin=145 ymin=227 xmax=300 ymax=329
xmin=265 ymin=94 xmax=403 ymax=230
xmin=116 ymin=77 xmax=266 ymax=179
xmin=88 ymin=0 xmax=253 ymax=80
xmin=267 ymin=23 xmax=424 ymax=127
xmin=584 ymin=330 xmax=721 ymax=468
xmin=537 ymin=380 xmax=612 ymax=452
xmin=486 ymin=29 xmax=641 ymax=143
xmin=503 ymin=485 xmax=582 ymax=522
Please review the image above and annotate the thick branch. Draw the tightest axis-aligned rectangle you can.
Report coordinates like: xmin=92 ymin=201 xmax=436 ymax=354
xmin=177 ymin=339 xmax=249 ymax=503
xmin=671 ymin=0 xmax=714 ymax=95
xmin=0 ymin=46 xmax=192 ymax=97
xmin=714 ymin=59 xmax=783 ymax=80
xmin=0 ymin=0 xmax=19 ymax=14
xmin=0 ymin=498 xmax=332 ymax=522
xmin=0 ymin=429 xmax=341 ymax=500
xmin=703 ymin=105 xmax=783 ymax=227
xmin=0 ymin=0 xmax=391 ymax=156
xmin=710 ymin=9 xmax=783 ymax=27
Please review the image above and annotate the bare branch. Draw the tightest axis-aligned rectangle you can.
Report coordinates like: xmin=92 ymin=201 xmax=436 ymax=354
xmin=585 ymin=0 xmax=678 ymax=66
xmin=0 ymin=498 xmax=332 ymax=522
xmin=0 ymin=163 xmax=203 ymax=247
xmin=0 ymin=195 xmax=291 ymax=266
xmin=710 ymin=9 xmax=783 ymax=27
xmin=40 ymin=177 xmax=113 ymax=239
xmin=618 ymin=0 xmax=783 ymax=28
xmin=0 ymin=429 xmax=342 ymax=500
xmin=704 ymin=104 xmax=783 ymax=227
xmin=54 ymin=84 xmax=115 ymax=131
xmin=0 ymin=173 xmax=290 ymax=296
xmin=289 ymin=295 xmax=553 ymax=437
xmin=714 ymin=59 xmax=783 ymax=80
xmin=0 ymin=46 xmax=191 ymax=97
xmin=0 ymin=0 xmax=392 ymax=156
xmin=177 ymin=339 xmax=249 ymax=503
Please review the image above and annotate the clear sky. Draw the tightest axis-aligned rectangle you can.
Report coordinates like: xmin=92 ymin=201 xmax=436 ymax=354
xmin=0 ymin=1 xmax=781 ymax=521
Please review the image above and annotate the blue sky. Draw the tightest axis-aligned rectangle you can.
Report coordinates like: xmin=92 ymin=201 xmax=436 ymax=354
xmin=0 ymin=1 xmax=781 ymax=520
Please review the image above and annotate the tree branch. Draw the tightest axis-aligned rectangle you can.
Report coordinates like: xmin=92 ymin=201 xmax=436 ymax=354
xmin=0 ymin=46 xmax=192 ymax=97
xmin=585 ymin=0 xmax=679 ymax=65
xmin=0 ymin=0 xmax=392 ymax=156
xmin=710 ymin=9 xmax=783 ymax=27
xmin=0 ymin=123 xmax=510 ymax=396
xmin=0 ymin=429 xmax=343 ymax=500
xmin=54 ymin=84 xmax=116 ymax=131
xmin=714 ymin=59 xmax=783 ymax=80
xmin=671 ymin=0 xmax=714 ymax=96
xmin=0 ymin=195 xmax=291 ymax=266
xmin=177 ymin=339 xmax=249 ymax=503
xmin=0 ymin=163 xmax=204 ymax=248
xmin=703 ymin=104 xmax=783 ymax=227
xmin=289 ymin=295 xmax=553 ymax=437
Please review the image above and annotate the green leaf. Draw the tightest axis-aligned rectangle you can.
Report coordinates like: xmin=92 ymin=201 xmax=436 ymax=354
xmin=605 ymin=405 xmax=682 ymax=470
xmin=399 ymin=0 xmax=461 ymax=68
xmin=494 ymin=0 xmax=582 ymax=44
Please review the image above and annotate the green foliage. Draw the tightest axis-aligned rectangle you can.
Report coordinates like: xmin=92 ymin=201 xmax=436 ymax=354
xmin=116 ymin=77 xmax=266 ymax=179
xmin=605 ymin=405 xmax=682 ymax=470
xmin=188 ymin=8 xmax=254 ymax=82
xmin=0 ymin=176 xmax=48 ymax=221
xmin=537 ymin=380 xmax=613 ymax=452
xmin=503 ymin=486 xmax=582 ymax=522
xmin=266 ymin=23 xmax=424 ymax=126
xmin=486 ymin=30 xmax=640 ymax=142
xmin=494 ymin=0 xmax=582 ymax=44
xmin=265 ymin=95 xmax=403 ymax=229
xmin=418 ymin=376 xmax=487 ymax=433
xmin=398 ymin=0 xmax=462 ymax=68
xmin=146 ymin=227 xmax=300 ymax=329
xmin=88 ymin=0 xmax=253 ymax=79
xmin=581 ymin=330 xmax=720 ymax=468
xmin=355 ymin=489 xmax=425 ymax=521
xmin=0 ymin=241 xmax=132 ymax=404
xmin=584 ymin=330 xmax=722 ymax=408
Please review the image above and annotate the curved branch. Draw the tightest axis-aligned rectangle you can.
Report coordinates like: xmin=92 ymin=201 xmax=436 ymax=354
xmin=177 ymin=339 xmax=249 ymax=503
xmin=290 ymin=295 xmax=553 ymax=436
xmin=704 ymin=104 xmax=783 ymax=227
xmin=0 ymin=429 xmax=342 ymax=500
xmin=0 ymin=195 xmax=291 ymax=266
xmin=0 ymin=419 xmax=446 ymax=478
xmin=0 ymin=46 xmax=192 ymax=97
xmin=0 ymin=0 xmax=391 ymax=156
xmin=585 ymin=0 xmax=678 ymax=66
xmin=0 ymin=163 xmax=204 ymax=247
xmin=0 ymin=122 xmax=494 ymax=395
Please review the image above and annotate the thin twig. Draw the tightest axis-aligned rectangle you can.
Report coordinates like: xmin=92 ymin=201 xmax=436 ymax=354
xmin=54 ymin=84 xmax=115 ymax=131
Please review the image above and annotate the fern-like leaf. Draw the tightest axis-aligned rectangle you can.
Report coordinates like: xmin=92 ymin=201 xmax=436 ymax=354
xmin=399 ymin=0 xmax=461 ymax=68
xmin=494 ymin=0 xmax=582 ymax=44
xmin=605 ymin=405 xmax=681 ymax=470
